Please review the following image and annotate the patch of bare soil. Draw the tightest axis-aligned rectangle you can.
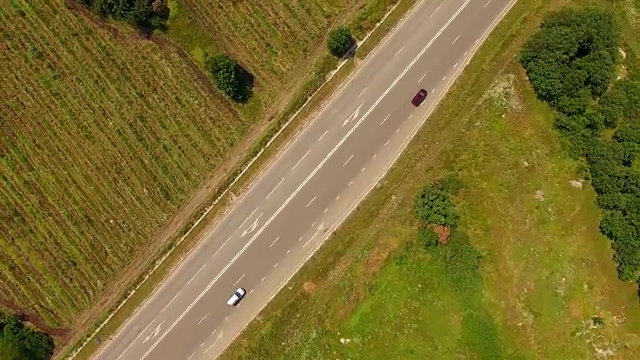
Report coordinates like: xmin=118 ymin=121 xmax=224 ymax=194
xmin=365 ymin=237 xmax=399 ymax=275
xmin=302 ymin=281 xmax=317 ymax=295
xmin=434 ymin=225 xmax=451 ymax=244
xmin=0 ymin=298 xmax=70 ymax=339
xmin=335 ymin=298 xmax=359 ymax=322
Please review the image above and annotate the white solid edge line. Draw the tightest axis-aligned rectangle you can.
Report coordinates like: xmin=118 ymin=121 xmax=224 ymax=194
xmin=139 ymin=1 xmax=472 ymax=358
xmin=212 ymin=0 xmax=518 ymax=357
xmin=87 ymin=1 xmax=429 ymax=359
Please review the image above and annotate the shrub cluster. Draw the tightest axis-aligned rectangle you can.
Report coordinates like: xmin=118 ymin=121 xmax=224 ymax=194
xmin=78 ymin=0 xmax=170 ymax=32
xmin=0 ymin=313 xmax=53 ymax=360
xmin=413 ymin=176 xmax=482 ymax=280
xmin=205 ymin=53 xmax=253 ymax=103
xmin=414 ymin=175 xmax=463 ymax=227
xmin=414 ymin=175 xmax=463 ymax=248
xmin=520 ymin=7 xmax=640 ymax=282
xmin=326 ymin=26 xmax=355 ymax=58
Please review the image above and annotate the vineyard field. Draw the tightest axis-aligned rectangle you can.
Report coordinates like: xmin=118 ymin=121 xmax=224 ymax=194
xmin=0 ymin=0 xmax=249 ymax=334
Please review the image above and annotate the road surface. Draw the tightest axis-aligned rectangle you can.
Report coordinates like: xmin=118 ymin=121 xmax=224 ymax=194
xmin=92 ymin=0 xmax=516 ymax=359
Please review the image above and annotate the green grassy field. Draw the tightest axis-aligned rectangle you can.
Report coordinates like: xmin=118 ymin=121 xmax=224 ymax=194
xmin=222 ymin=0 xmax=640 ymax=359
xmin=0 ymin=0 xmax=405 ymax=352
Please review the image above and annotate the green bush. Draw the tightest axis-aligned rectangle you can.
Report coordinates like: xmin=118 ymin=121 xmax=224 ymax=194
xmin=414 ymin=183 xmax=459 ymax=228
xmin=520 ymin=7 xmax=640 ymax=282
xmin=327 ymin=26 xmax=355 ymax=58
xmin=419 ymin=228 xmax=440 ymax=248
xmin=0 ymin=313 xmax=53 ymax=360
xmin=520 ymin=7 xmax=620 ymax=106
xmin=78 ymin=0 xmax=170 ymax=32
xmin=206 ymin=53 xmax=253 ymax=103
xmin=600 ymin=211 xmax=640 ymax=281
xmin=599 ymin=79 xmax=640 ymax=128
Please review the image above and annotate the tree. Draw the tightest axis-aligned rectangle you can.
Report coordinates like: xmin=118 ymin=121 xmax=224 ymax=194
xmin=0 ymin=326 xmax=26 ymax=360
xmin=414 ymin=182 xmax=460 ymax=228
xmin=0 ymin=314 xmax=53 ymax=360
xmin=327 ymin=26 xmax=355 ymax=58
xmin=520 ymin=8 xmax=620 ymax=108
xmin=206 ymin=54 xmax=252 ymax=103
xmin=78 ymin=0 xmax=169 ymax=32
xmin=520 ymin=7 xmax=640 ymax=284
xmin=600 ymin=79 xmax=640 ymax=128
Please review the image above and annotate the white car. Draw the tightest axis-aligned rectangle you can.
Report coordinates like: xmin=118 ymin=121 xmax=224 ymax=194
xmin=226 ymin=287 xmax=246 ymax=306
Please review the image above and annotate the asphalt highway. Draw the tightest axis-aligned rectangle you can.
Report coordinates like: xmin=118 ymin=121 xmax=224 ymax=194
xmin=91 ymin=0 xmax=517 ymax=359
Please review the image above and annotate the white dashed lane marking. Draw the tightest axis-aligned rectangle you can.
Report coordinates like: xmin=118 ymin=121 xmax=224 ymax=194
xmin=318 ymin=129 xmax=328 ymax=141
xmin=197 ymin=313 xmax=208 ymax=326
xmin=431 ymin=3 xmax=442 ymax=17
xmin=161 ymin=292 xmax=180 ymax=312
xmin=292 ymin=149 xmax=310 ymax=170
xmin=187 ymin=265 xmax=205 ymax=285
xmin=233 ymin=274 xmax=244 ymax=286
xmin=265 ymin=178 xmax=284 ymax=200
xmin=306 ymin=196 xmax=316 ymax=207
xmin=269 ymin=236 xmax=279 ymax=248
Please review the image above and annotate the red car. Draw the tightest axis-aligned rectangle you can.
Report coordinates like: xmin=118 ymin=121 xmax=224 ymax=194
xmin=411 ymin=89 xmax=428 ymax=106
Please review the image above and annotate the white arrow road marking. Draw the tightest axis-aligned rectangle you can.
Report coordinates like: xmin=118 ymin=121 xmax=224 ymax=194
xmin=204 ymin=330 xmax=223 ymax=354
xmin=142 ymin=322 xmax=163 ymax=344
xmin=238 ymin=208 xmax=257 ymax=228
xmin=342 ymin=103 xmax=363 ymax=127
xmin=241 ymin=213 xmax=263 ymax=238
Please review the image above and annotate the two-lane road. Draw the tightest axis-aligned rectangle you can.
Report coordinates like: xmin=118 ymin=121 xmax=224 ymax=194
xmin=91 ymin=0 xmax=517 ymax=359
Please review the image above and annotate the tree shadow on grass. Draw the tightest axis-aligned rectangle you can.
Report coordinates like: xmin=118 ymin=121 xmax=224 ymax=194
xmin=235 ymin=65 xmax=255 ymax=104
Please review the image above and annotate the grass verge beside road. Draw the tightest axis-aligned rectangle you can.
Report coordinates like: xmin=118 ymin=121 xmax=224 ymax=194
xmin=222 ymin=0 xmax=640 ymax=359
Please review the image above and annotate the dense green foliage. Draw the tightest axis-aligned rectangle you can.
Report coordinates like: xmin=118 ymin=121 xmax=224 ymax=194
xmin=414 ymin=175 xmax=462 ymax=229
xmin=327 ymin=26 xmax=355 ymax=58
xmin=520 ymin=7 xmax=619 ymax=108
xmin=412 ymin=176 xmax=486 ymax=304
xmin=206 ymin=53 xmax=253 ymax=103
xmin=78 ymin=0 xmax=169 ymax=31
xmin=0 ymin=314 xmax=53 ymax=360
xmin=521 ymin=7 xmax=640 ymax=282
